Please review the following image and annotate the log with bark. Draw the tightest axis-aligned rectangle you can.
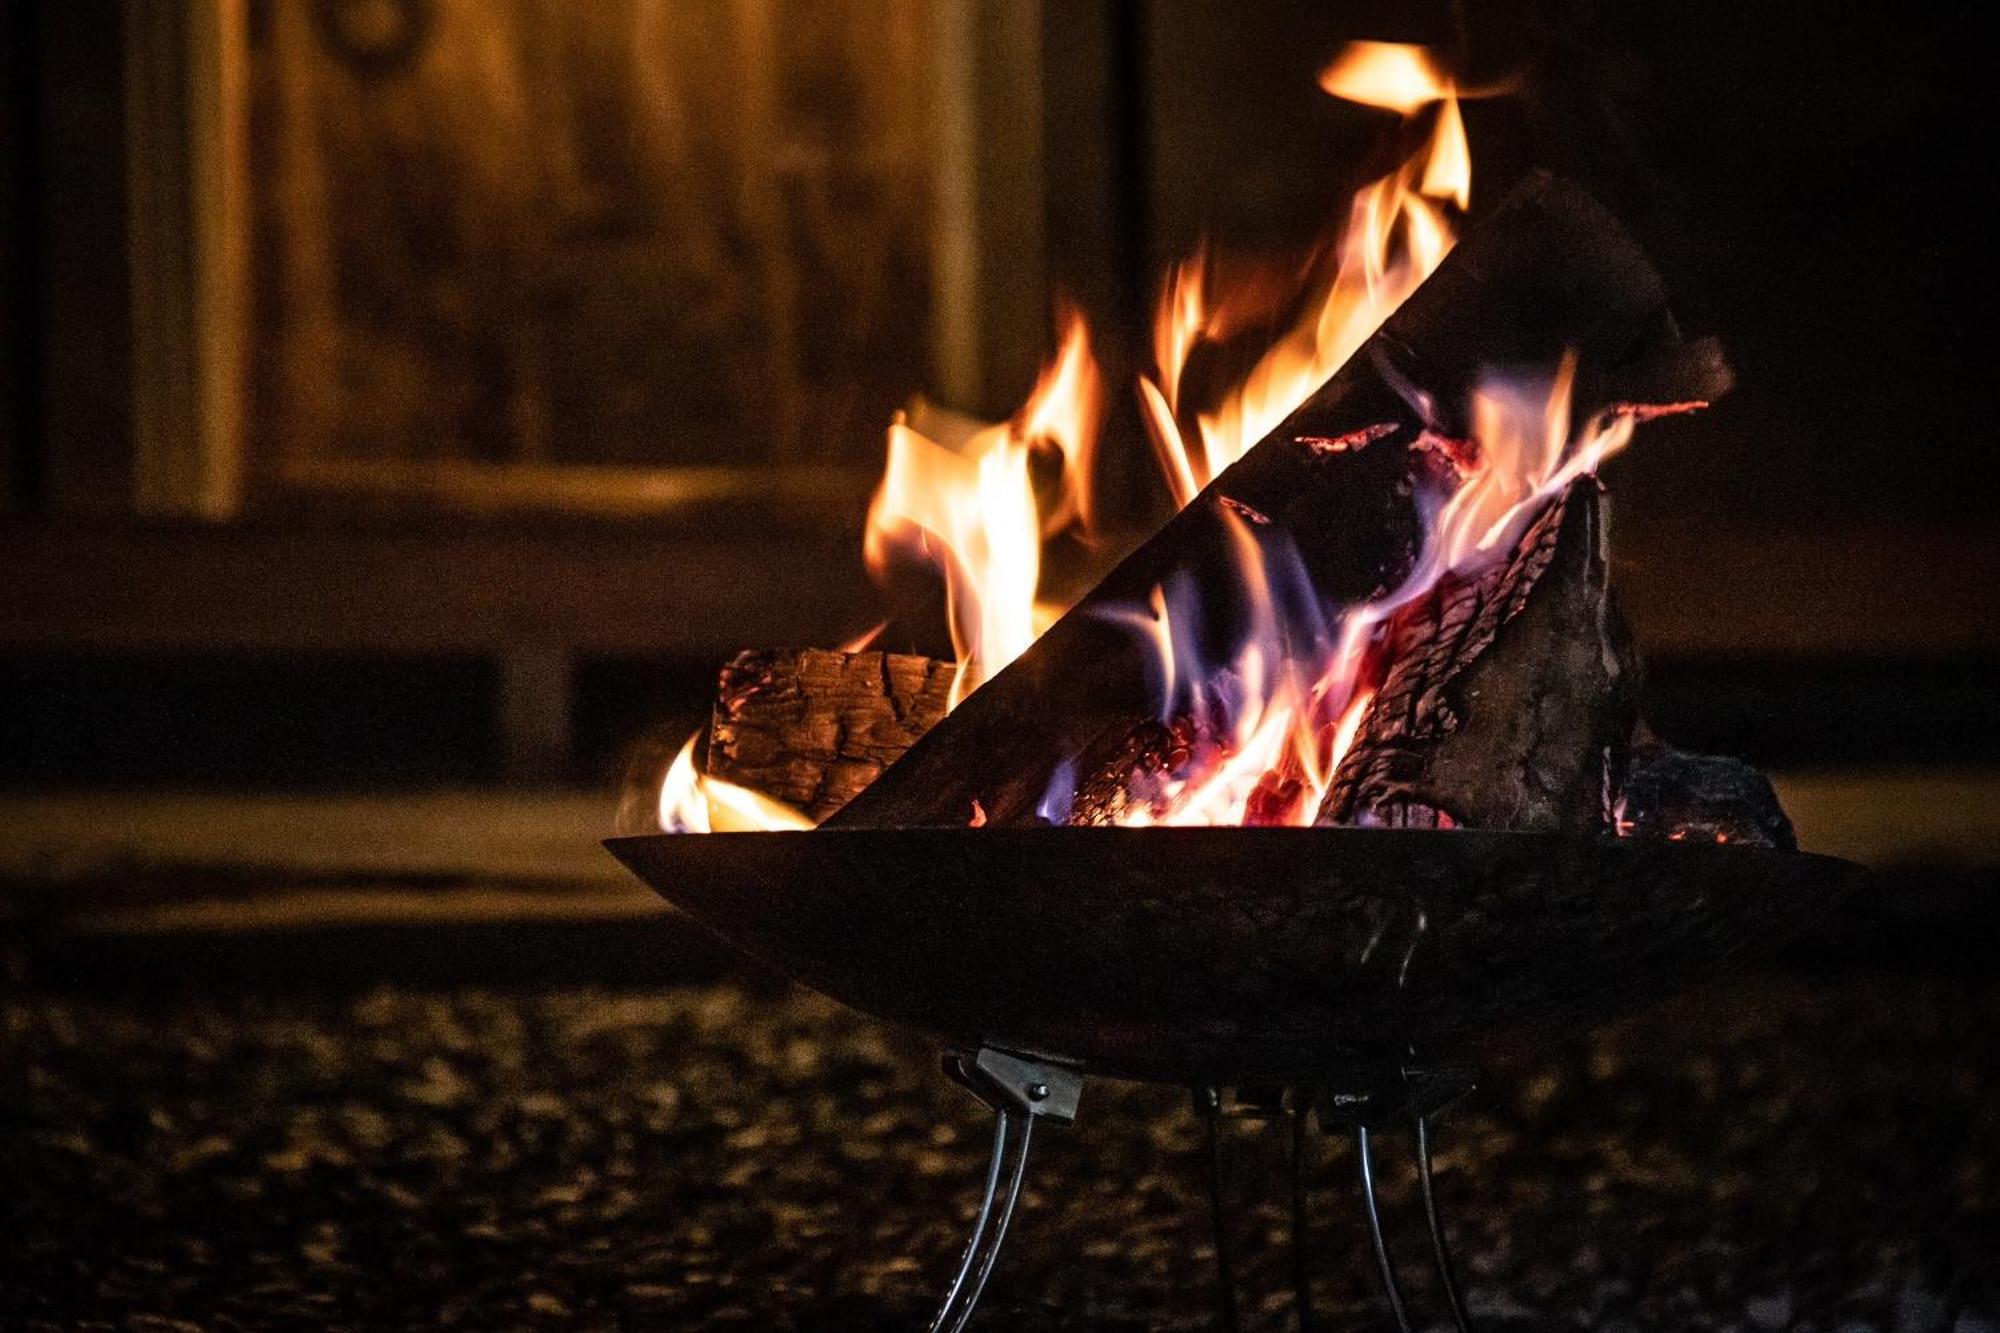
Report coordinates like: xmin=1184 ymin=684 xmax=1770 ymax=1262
xmin=1313 ymin=480 xmax=1638 ymax=832
xmin=683 ymin=572 xmax=1795 ymax=846
xmin=703 ymin=648 xmax=952 ymax=823
xmin=827 ymin=173 xmax=1731 ymax=829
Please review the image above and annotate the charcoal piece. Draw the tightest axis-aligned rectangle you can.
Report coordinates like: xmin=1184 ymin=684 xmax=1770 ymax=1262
xmin=1616 ymin=744 xmax=1797 ymax=850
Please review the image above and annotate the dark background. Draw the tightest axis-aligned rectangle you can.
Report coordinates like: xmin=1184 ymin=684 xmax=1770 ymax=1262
xmin=2 ymin=0 xmax=1994 ymax=792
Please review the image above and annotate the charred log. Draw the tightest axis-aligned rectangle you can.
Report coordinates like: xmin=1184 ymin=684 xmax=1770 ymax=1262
xmin=1615 ymin=744 xmax=1797 ymax=850
xmin=706 ymin=648 xmax=952 ymax=822
xmin=1058 ymin=674 xmax=1253 ymax=827
xmin=829 ymin=175 xmax=1728 ymax=828
xmin=1318 ymin=482 xmax=1639 ymax=834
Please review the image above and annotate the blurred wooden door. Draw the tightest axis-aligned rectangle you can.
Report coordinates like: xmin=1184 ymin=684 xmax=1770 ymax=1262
xmin=249 ymin=0 xmax=936 ymax=503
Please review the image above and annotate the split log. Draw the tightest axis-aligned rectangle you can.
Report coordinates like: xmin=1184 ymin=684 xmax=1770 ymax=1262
xmin=705 ymin=648 xmax=952 ymax=822
xmin=1615 ymin=744 xmax=1797 ymax=850
xmin=829 ymin=173 xmax=1729 ymax=828
xmin=1316 ymin=481 xmax=1639 ymax=833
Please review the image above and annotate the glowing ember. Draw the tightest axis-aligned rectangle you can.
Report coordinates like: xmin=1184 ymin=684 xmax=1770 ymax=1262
xmin=1297 ymin=423 xmax=1399 ymax=455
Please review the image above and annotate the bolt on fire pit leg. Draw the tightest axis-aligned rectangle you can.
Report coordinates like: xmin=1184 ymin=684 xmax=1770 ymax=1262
xmin=1194 ymin=1087 xmax=1242 ymax=1333
xmin=1356 ymin=1124 xmax=1414 ymax=1333
xmin=1415 ymin=1114 xmax=1476 ymax=1333
xmin=929 ymin=1048 xmax=1082 ymax=1333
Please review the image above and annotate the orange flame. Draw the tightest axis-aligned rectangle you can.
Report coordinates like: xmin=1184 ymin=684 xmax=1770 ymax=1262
xmin=865 ymin=312 xmax=1102 ymax=710
xmin=1075 ymin=509 xmax=1374 ymax=829
xmin=1318 ymin=41 xmax=1453 ymax=115
xmin=1142 ymin=41 xmax=1470 ymax=508
xmin=1084 ymin=355 xmax=1656 ymax=829
xmin=657 ymin=734 xmax=812 ymax=833
xmin=1436 ymin=353 xmax=1635 ymax=567
xmin=656 ymin=317 xmax=1099 ymax=834
xmin=660 ymin=39 xmax=1674 ymax=835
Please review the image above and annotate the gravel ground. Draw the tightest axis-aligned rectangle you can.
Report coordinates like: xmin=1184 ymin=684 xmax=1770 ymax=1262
xmin=3 ymin=970 xmax=1996 ymax=1331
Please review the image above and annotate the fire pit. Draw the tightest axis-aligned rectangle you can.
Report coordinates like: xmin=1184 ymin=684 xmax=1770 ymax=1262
xmin=608 ymin=829 xmax=1855 ymax=1087
xmin=604 ymin=40 xmax=1868 ymax=1333
xmin=609 ymin=828 xmax=1859 ymax=1330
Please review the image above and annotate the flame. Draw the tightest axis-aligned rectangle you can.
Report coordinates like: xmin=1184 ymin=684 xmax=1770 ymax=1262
xmin=1318 ymin=41 xmax=1452 ymax=115
xmin=1415 ymin=353 xmax=1635 ymax=582
xmin=1022 ymin=315 xmax=1102 ymax=536
xmin=1075 ymin=511 xmax=1361 ymax=828
xmin=656 ymin=318 xmax=1098 ymax=835
xmin=865 ymin=312 xmax=1102 ymax=710
xmin=657 ymin=734 xmax=812 ymax=833
xmin=1064 ymin=42 xmax=1673 ymax=831
xmin=1141 ymin=41 xmax=1469 ymax=509
xmin=1074 ymin=356 xmax=1657 ymax=828
xmin=1055 ymin=38 xmax=1484 ymax=829
xmin=659 ymin=38 xmax=1674 ymax=835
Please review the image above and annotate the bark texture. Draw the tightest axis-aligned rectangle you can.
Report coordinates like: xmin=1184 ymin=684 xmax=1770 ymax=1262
xmin=706 ymin=648 xmax=952 ymax=822
xmin=1318 ymin=483 xmax=1638 ymax=833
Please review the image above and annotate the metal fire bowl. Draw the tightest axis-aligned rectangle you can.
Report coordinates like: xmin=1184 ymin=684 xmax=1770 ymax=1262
xmin=605 ymin=828 xmax=1862 ymax=1086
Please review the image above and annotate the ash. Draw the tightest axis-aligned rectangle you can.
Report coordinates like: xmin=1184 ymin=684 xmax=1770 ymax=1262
xmin=4 ymin=974 xmax=1995 ymax=1331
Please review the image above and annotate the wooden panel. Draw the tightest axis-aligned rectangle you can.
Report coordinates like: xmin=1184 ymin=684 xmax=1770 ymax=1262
xmin=248 ymin=0 xmax=935 ymax=476
xmin=126 ymin=0 xmax=250 ymax=518
xmin=34 ymin=0 xmax=137 ymax=514
xmin=0 ymin=517 xmax=874 ymax=656
xmin=3 ymin=517 xmax=1991 ymax=662
xmin=1612 ymin=522 xmax=1999 ymax=661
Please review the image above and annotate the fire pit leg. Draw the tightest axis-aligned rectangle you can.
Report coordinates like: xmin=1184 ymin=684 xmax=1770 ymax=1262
xmin=1194 ymin=1087 xmax=1242 ymax=1333
xmin=928 ymin=1108 xmax=1032 ymax=1333
xmin=929 ymin=1048 xmax=1082 ymax=1333
xmin=1356 ymin=1124 xmax=1415 ymax=1333
xmin=1415 ymin=1114 xmax=1476 ymax=1333
xmin=1290 ymin=1096 xmax=1318 ymax=1333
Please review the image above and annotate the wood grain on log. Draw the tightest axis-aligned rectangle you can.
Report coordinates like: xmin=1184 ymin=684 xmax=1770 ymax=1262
xmin=829 ymin=174 xmax=1727 ymax=828
xmin=1318 ymin=481 xmax=1639 ymax=833
xmin=705 ymin=649 xmax=951 ymax=823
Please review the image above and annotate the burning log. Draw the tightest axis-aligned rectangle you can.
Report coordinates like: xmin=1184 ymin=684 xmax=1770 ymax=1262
xmin=828 ymin=174 xmax=1729 ymax=829
xmin=704 ymin=648 xmax=952 ymax=822
xmin=1615 ymin=743 xmax=1797 ymax=850
xmin=1316 ymin=481 xmax=1638 ymax=833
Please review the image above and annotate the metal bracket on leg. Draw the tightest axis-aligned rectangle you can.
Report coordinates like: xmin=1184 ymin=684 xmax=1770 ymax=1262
xmin=928 ymin=1048 xmax=1082 ymax=1333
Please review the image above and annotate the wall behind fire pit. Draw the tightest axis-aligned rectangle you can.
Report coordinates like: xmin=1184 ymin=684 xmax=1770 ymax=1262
xmin=0 ymin=0 xmax=1992 ymax=789
xmin=249 ymin=0 xmax=937 ymax=481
